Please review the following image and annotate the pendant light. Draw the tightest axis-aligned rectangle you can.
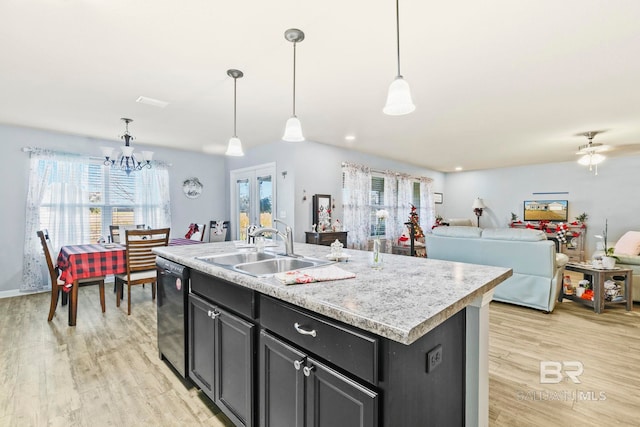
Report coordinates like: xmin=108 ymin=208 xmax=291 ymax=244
xmin=383 ymin=0 xmax=415 ymax=115
xmin=225 ymin=69 xmax=244 ymax=156
xmin=282 ymin=28 xmax=305 ymax=142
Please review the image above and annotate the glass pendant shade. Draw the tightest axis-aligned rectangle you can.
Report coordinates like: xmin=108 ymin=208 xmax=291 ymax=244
xmin=121 ymin=145 xmax=135 ymax=157
xmin=383 ymin=76 xmax=416 ymax=115
xmin=282 ymin=116 xmax=304 ymax=142
xmin=225 ymin=137 xmax=244 ymax=156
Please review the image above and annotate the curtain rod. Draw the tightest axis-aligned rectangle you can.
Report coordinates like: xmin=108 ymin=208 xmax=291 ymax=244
xmin=22 ymin=146 xmax=172 ymax=167
xmin=341 ymin=161 xmax=433 ymax=182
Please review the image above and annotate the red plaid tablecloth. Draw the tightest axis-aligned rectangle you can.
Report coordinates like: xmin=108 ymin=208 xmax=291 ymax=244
xmin=57 ymin=244 xmax=126 ymax=288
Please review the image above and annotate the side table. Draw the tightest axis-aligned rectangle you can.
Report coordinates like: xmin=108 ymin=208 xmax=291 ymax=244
xmin=560 ymin=263 xmax=633 ymax=313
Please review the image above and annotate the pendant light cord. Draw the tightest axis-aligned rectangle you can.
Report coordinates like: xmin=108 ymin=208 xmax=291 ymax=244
xmin=395 ymin=0 xmax=401 ymax=77
xmin=233 ymin=77 xmax=238 ymax=137
xmin=292 ymin=41 xmax=297 ymax=116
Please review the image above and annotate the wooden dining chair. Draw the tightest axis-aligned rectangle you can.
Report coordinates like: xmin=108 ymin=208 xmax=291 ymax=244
xmin=185 ymin=223 xmax=206 ymax=241
xmin=109 ymin=224 xmax=146 ymax=243
xmin=115 ymin=227 xmax=170 ymax=315
xmin=37 ymin=230 xmax=106 ymax=321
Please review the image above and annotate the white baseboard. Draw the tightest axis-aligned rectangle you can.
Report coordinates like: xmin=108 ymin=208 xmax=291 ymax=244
xmin=0 ymin=288 xmax=48 ymax=299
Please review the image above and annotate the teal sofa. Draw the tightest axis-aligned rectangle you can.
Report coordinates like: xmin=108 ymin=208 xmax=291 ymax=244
xmin=426 ymin=226 xmax=569 ymax=312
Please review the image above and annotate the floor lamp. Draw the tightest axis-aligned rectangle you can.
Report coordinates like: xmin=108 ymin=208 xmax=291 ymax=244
xmin=473 ymin=198 xmax=486 ymax=227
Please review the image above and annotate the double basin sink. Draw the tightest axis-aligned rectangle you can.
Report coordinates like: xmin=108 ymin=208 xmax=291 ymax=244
xmin=196 ymin=251 xmax=332 ymax=277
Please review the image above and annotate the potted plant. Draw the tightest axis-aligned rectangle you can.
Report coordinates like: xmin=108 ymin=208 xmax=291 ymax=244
xmin=575 ymin=212 xmax=588 ymax=223
xmin=596 ymin=219 xmax=617 ymax=269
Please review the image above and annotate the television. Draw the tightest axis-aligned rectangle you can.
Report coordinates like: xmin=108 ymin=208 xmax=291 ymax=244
xmin=523 ymin=200 xmax=568 ymax=222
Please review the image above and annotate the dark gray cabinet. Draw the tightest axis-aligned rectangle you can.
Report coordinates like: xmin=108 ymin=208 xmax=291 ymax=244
xmin=188 ymin=294 xmax=255 ymax=427
xmin=259 ymin=330 xmax=378 ymax=427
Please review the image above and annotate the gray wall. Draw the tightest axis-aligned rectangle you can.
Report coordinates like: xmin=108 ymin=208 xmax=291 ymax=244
xmin=442 ymin=155 xmax=640 ymax=256
xmin=0 ymin=124 xmax=226 ymax=294
xmin=226 ymin=139 xmax=445 ymax=242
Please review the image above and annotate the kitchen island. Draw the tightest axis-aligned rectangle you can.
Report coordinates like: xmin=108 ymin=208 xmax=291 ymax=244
xmin=154 ymin=241 xmax=511 ymax=427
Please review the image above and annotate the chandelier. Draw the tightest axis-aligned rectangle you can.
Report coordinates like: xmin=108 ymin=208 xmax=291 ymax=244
xmin=101 ymin=118 xmax=153 ymax=174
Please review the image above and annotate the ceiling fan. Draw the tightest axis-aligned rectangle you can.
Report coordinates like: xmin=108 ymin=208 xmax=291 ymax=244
xmin=576 ymin=130 xmax=609 ymax=175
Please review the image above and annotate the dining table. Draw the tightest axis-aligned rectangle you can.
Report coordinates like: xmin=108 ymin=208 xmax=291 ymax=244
xmin=56 ymin=237 xmax=204 ymax=326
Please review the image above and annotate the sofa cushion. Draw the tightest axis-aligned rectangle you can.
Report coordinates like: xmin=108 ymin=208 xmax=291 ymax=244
xmin=613 ymin=231 xmax=640 ymax=256
xmin=482 ymin=228 xmax=547 ymax=241
xmin=432 ymin=226 xmax=482 ymax=238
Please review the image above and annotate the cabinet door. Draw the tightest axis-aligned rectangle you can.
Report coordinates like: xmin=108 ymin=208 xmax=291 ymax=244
xmin=259 ymin=331 xmax=306 ymax=427
xmin=216 ymin=307 xmax=255 ymax=427
xmin=305 ymin=357 xmax=378 ymax=427
xmin=188 ymin=294 xmax=216 ymax=401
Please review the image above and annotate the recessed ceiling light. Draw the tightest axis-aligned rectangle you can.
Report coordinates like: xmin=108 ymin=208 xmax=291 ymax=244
xmin=345 ymin=135 xmax=356 ymax=141
xmin=136 ymin=96 xmax=169 ymax=108
xmin=454 ymin=166 xmax=463 ymax=171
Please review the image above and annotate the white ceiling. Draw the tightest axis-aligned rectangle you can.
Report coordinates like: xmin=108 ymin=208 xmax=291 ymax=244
xmin=2 ymin=0 xmax=640 ymax=172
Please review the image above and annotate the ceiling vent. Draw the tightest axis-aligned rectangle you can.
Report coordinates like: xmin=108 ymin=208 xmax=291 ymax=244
xmin=136 ymin=96 xmax=169 ymax=108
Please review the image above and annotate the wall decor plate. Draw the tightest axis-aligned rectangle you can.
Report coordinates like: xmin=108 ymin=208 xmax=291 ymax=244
xmin=183 ymin=177 xmax=203 ymax=199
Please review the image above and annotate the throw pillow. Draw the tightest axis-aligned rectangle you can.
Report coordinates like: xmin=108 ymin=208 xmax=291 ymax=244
xmin=613 ymin=231 xmax=640 ymax=256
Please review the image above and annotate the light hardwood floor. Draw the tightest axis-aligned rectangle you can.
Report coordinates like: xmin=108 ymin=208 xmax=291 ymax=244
xmin=1 ymin=284 xmax=638 ymax=426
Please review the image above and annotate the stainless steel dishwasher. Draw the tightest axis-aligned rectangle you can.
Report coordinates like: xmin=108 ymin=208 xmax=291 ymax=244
xmin=156 ymin=257 xmax=190 ymax=379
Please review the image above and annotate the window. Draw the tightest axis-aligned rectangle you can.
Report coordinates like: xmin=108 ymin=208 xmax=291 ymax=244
xmin=36 ymin=154 xmax=170 ymax=246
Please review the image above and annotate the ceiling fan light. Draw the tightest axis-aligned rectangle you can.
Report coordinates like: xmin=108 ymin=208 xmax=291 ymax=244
xmin=283 ymin=116 xmax=305 ymax=142
xmin=577 ymin=155 xmax=591 ymax=166
xmin=590 ymin=153 xmax=606 ymax=164
xmin=383 ymin=76 xmax=416 ymax=116
xmin=225 ymin=137 xmax=244 ymax=156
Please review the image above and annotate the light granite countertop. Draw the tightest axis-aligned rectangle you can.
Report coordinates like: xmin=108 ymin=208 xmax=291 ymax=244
xmin=154 ymin=241 xmax=511 ymax=345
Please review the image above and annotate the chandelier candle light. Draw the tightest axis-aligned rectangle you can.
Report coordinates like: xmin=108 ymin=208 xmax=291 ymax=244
xmin=101 ymin=118 xmax=153 ymax=175
xmin=225 ymin=69 xmax=245 ymax=156
xmin=282 ymin=28 xmax=305 ymax=142
xmin=371 ymin=209 xmax=389 ymax=269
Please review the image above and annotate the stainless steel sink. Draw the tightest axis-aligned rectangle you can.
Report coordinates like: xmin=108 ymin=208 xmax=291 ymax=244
xmin=234 ymin=257 xmax=327 ymax=277
xmin=197 ymin=251 xmax=332 ymax=277
xmin=196 ymin=251 xmax=278 ymax=266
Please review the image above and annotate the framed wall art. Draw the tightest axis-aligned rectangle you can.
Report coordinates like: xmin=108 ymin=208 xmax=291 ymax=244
xmin=434 ymin=192 xmax=443 ymax=204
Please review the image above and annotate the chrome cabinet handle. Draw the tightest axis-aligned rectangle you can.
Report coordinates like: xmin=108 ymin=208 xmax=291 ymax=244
xmin=293 ymin=359 xmax=304 ymax=370
xmin=303 ymin=365 xmax=315 ymax=377
xmin=208 ymin=309 xmax=220 ymax=319
xmin=294 ymin=322 xmax=317 ymax=337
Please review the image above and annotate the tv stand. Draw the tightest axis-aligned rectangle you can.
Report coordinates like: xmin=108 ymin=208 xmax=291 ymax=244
xmin=510 ymin=221 xmax=586 ymax=262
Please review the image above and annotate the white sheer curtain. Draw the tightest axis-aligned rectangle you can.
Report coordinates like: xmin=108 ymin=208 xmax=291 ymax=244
xmin=383 ymin=171 xmax=398 ymax=253
xmin=397 ymin=175 xmax=413 ymax=238
xmin=342 ymin=163 xmax=371 ymax=250
xmin=419 ymin=177 xmax=436 ymax=232
xmin=22 ymin=149 xmax=91 ymax=291
xmin=135 ymin=165 xmax=171 ymax=228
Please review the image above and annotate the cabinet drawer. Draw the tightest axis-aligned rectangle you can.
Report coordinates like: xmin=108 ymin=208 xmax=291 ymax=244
xmin=259 ymin=295 xmax=378 ymax=384
xmin=191 ymin=270 xmax=255 ymax=319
